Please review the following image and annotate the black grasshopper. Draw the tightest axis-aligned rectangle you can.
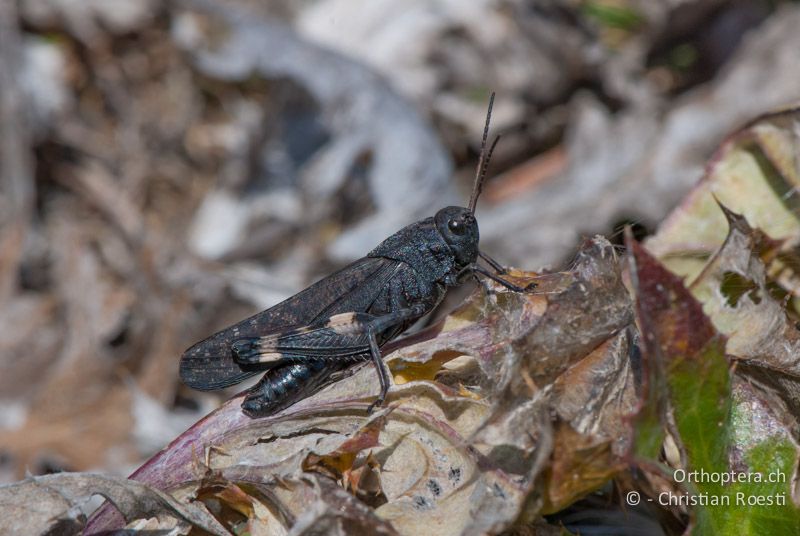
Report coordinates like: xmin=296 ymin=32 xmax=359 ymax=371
xmin=180 ymin=94 xmax=534 ymax=417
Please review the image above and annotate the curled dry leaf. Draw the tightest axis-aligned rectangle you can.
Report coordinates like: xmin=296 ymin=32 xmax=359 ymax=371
xmin=690 ymin=206 xmax=800 ymax=413
xmin=0 ymin=472 xmax=229 ymax=536
xmin=87 ymin=236 xmax=637 ymax=535
xmin=550 ymin=327 xmax=639 ymax=457
xmin=646 ymin=106 xmax=800 ymax=288
xmin=539 ymin=326 xmax=639 ymax=514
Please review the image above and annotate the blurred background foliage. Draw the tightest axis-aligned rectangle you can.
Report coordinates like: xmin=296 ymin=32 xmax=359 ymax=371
xmin=1 ymin=0 xmax=800 ymax=486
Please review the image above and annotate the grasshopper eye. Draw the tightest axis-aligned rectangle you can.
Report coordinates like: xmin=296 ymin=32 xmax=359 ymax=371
xmin=448 ymin=218 xmax=466 ymax=235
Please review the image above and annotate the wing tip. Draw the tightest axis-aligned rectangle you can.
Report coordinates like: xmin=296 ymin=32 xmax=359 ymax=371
xmin=179 ymin=343 xmax=256 ymax=390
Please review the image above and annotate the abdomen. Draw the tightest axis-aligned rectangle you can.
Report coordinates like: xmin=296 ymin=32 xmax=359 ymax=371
xmin=241 ymin=359 xmax=350 ymax=417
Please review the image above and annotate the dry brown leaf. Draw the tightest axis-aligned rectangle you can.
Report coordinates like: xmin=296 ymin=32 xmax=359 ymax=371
xmin=0 ymin=472 xmax=229 ymax=536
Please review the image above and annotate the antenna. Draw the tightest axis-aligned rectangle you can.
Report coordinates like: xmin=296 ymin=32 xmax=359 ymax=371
xmin=468 ymin=92 xmax=499 ymax=214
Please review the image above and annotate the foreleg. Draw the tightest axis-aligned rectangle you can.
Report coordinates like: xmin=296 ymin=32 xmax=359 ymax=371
xmin=473 ymin=265 xmax=537 ymax=293
xmin=478 ymin=250 xmax=507 ymax=274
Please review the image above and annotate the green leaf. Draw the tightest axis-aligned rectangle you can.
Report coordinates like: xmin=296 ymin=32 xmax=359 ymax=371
xmin=630 ymin=235 xmax=800 ymax=534
xmin=581 ymin=2 xmax=644 ymax=30
xmin=628 ymin=236 xmax=726 ymax=469
xmin=646 ymin=107 xmax=800 ymax=284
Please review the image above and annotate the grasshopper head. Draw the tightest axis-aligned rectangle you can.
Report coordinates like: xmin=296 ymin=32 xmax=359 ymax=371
xmin=434 ymin=92 xmax=496 ymax=269
xmin=435 ymin=206 xmax=479 ymax=267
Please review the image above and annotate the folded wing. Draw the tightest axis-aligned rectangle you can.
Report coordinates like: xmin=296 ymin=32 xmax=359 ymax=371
xmin=179 ymin=257 xmax=402 ymax=390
